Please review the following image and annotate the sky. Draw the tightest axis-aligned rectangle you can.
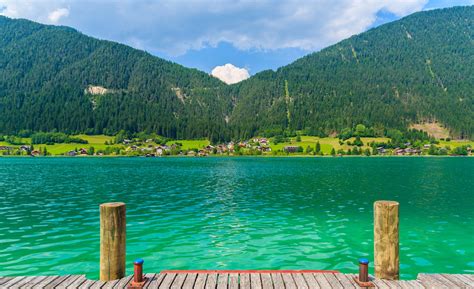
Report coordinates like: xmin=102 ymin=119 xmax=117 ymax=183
xmin=0 ymin=0 xmax=472 ymax=83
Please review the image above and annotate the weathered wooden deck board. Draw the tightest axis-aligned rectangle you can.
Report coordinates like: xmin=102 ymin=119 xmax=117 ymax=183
xmin=6 ymin=276 xmax=35 ymax=288
xmin=1 ymin=273 xmax=473 ymax=288
xmin=192 ymin=274 xmax=206 ymax=289
xmin=313 ymin=272 xmax=332 ymax=288
xmin=451 ymin=274 xmax=474 ymax=287
xmin=302 ymin=273 xmax=320 ymax=289
xmin=228 ymin=273 xmax=238 ymax=289
xmin=216 ymin=273 xmax=228 ymax=289
xmin=65 ymin=275 xmax=87 ymax=289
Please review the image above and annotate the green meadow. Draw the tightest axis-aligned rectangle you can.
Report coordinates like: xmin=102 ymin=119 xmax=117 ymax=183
xmin=1 ymin=134 xmax=473 ymax=156
xmin=269 ymin=136 xmax=390 ymax=154
xmin=33 ymin=134 xmax=119 ymax=155
xmin=166 ymin=139 xmax=210 ymax=150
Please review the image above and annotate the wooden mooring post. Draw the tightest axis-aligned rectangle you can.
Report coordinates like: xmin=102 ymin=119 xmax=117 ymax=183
xmin=374 ymin=200 xmax=399 ymax=280
xmin=100 ymin=202 xmax=126 ymax=281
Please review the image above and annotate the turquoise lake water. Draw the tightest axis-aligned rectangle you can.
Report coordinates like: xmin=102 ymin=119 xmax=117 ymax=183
xmin=0 ymin=157 xmax=473 ymax=279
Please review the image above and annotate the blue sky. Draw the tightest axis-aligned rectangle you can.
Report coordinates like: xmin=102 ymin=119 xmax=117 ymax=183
xmin=0 ymin=0 xmax=472 ymax=80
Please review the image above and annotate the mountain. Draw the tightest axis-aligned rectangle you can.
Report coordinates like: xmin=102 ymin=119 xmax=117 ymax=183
xmin=0 ymin=16 xmax=230 ymax=142
xmin=0 ymin=6 xmax=473 ymax=141
xmin=228 ymin=6 xmax=474 ymax=139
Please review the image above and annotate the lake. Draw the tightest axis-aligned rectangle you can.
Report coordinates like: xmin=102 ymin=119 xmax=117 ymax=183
xmin=0 ymin=157 xmax=473 ymax=279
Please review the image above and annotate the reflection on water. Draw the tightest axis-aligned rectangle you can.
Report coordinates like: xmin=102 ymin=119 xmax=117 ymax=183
xmin=0 ymin=157 xmax=473 ymax=279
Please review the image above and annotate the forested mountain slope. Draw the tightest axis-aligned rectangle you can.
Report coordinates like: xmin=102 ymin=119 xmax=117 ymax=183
xmin=0 ymin=16 xmax=230 ymax=142
xmin=0 ymin=6 xmax=473 ymax=141
xmin=228 ymin=6 xmax=474 ymax=139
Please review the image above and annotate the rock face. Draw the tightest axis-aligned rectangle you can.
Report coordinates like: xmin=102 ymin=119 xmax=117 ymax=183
xmin=85 ymin=86 xmax=109 ymax=95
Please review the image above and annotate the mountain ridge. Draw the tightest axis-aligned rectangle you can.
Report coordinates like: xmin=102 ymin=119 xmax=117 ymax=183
xmin=227 ymin=6 xmax=473 ymax=139
xmin=0 ymin=6 xmax=473 ymax=140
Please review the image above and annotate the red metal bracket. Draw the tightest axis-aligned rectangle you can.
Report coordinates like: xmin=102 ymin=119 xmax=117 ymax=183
xmin=353 ymin=276 xmax=375 ymax=287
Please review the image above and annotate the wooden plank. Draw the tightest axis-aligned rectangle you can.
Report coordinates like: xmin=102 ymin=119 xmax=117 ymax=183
xmin=63 ymin=275 xmax=87 ymax=289
xmin=409 ymin=280 xmax=426 ymax=289
xmin=451 ymin=274 xmax=474 ymax=286
xmin=138 ymin=273 xmax=156 ymax=289
xmin=313 ymin=273 xmax=332 ymax=289
xmin=159 ymin=273 xmax=177 ymax=289
xmin=20 ymin=276 xmax=49 ymax=288
xmin=399 ymin=280 xmax=425 ymax=289
xmin=343 ymin=273 xmax=357 ymax=284
xmin=1 ymin=277 xmax=14 ymax=284
xmin=7 ymin=276 xmax=37 ymax=288
xmin=371 ymin=279 xmax=390 ymax=289
xmin=431 ymin=274 xmax=467 ymax=288
xmin=145 ymin=273 xmax=166 ymax=289
xmin=101 ymin=277 xmax=123 ymax=289
xmin=365 ymin=274 xmax=389 ymax=289
xmin=228 ymin=273 xmax=239 ymax=289
xmin=216 ymin=273 xmax=228 ymax=289
xmin=418 ymin=274 xmax=450 ymax=289
xmin=381 ymin=279 xmax=403 ymax=289
xmin=281 ymin=273 xmax=297 ymax=289
xmin=44 ymin=274 xmax=71 ymax=289
xmin=270 ymin=273 xmax=284 ymax=289
xmin=113 ymin=275 xmax=133 ymax=289
xmin=0 ymin=277 xmax=14 ymax=286
xmin=205 ymin=273 xmax=217 ymax=289
xmin=458 ymin=274 xmax=474 ymax=283
xmin=334 ymin=273 xmax=356 ymax=289
xmin=90 ymin=280 xmax=107 ymax=289
xmin=323 ymin=273 xmax=344 ymax=289
xmin=182 ymin=273 xmax=197 ymax=289
xmin=250 ymin=273 xmax=263 ymax=289
xmin=239 ymin=273 xmax=250 ymax=289
xmin=302 ymin=273 xmax=321 ymax=289
xmin=66 ymin=275 xmax=88 ymax=289
xmin=292 ymin=273 xmax=309 ymax=289
xmin=54 ymin=275 xmax=84 ymax=288
xmin=32 ymin=276 xmax=60 ymax=289
xmin=1 ymin=276 xmax=27 ymax=288
xmin=193 ymin=274 xmax=207 ymax=289
xmin=260 ymin=273 xmax=273 ymax=289
xmin=430 ymin=274 xmax=459 ymax=288
xmin=395 ymin=280 xmax=409 ymax=289
xmin=170 ymin=273 xmax=187 ymax=289
xmin=78 ymin=279 xmax=99 ymax=288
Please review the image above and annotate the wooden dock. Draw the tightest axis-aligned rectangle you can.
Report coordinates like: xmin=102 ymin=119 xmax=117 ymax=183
xmin=1 ymin=271 xmax=473 ymax=288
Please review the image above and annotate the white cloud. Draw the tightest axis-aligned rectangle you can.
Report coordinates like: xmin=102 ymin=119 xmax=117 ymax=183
xmin=0 ymin=1 xmax=70 ymax=24
xmin=211 ymin=64 xmax=250 ymax=84
xmin=0 ymin=0 xmax=458 ymax=56
xmin=48 ymin=8 xmax=69 ymax=23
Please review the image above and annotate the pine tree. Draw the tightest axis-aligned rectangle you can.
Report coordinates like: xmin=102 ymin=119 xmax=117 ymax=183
xmin=315 ymin=141 xmax=321 ymax=153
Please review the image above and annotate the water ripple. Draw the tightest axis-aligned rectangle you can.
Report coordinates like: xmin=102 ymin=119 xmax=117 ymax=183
xmin=0 ymin=157 xmax=473 ymax=280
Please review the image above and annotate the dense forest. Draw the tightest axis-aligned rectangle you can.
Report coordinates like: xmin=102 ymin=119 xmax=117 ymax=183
xmin=0 ymin=16 xmax=230 ymax=142
xmin=0 ymin=6 xmax=473 ymax=141
xmin=228 ymin=6 xmax=474 ymax=140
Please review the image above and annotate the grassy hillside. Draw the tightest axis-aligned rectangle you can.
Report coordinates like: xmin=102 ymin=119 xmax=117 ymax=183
xmin=269 ymin=136 xmax=390 ymax=154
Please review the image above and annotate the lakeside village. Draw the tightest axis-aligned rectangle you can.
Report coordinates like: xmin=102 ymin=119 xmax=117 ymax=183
xmin=0 ymin=129 xmax=472 ymax=157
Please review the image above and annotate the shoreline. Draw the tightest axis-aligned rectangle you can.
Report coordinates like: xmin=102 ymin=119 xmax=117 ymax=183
xmin=0 ymin=154 xmax=472 ymax=158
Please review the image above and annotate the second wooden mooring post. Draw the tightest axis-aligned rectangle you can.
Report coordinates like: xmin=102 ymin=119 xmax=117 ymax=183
xmin=374 ymin=200 xmax=399 ymax=280
xmin=100 ymin=202 xmax=126 ymax=281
